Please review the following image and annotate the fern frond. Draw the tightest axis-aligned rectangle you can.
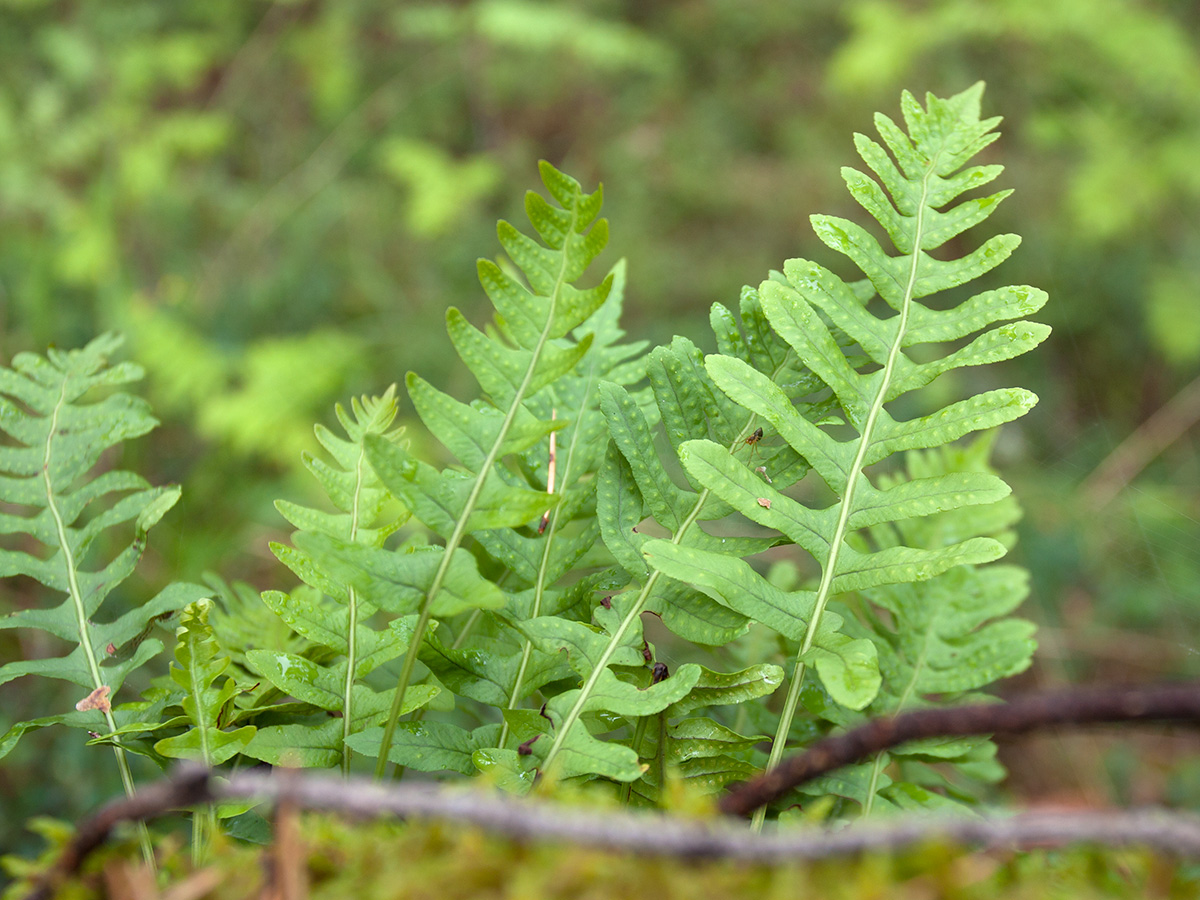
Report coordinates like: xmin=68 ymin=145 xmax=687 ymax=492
xmin=849 ymin=434 xmax=1034 ymax=814
xmin=154 ymin=598 xmax=257 ymax=765
xmin=241 ymin=387 xmax=443 ymax=771
xmin=641 ymin=84 xmax=1048 ymax=824
xmin=0 ymin=334 xmax=206 ymax=866
xmin=152 ymin=598 xmax=256 ymax=862
xmin=320 ymin=162 xmax=623 ymax=776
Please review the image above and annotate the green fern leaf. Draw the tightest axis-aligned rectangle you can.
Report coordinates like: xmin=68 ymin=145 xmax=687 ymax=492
xmin=243 ymin=387 xmax=444 ymax=773
xmin=0 ymin=332 xmax=206 ymax=865
xmin=153 ymin=599 xmax=256 ymax=765
xmin=843 ymin=434 xmax=1036 ymax=814
xmin=643 ymin=84 xmax=1048 ymax=822
xmin=323 ymin=162 xmax=628 ymax=776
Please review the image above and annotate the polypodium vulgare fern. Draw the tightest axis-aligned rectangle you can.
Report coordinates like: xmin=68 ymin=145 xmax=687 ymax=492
xmin=297 ymin=162 xmax=627 ymax=777
xmin=0 ymin=334 xmax=208 ymax=860
xmin=851 ymin=433 xmax=1035 ymax=814
xmin=1 ymin=85 xmax=1050 ymax=834
xmin=643 ymin=83 xmax=1048 ymax=825
xmin=236 ymin=387 xmax=446 ymax=772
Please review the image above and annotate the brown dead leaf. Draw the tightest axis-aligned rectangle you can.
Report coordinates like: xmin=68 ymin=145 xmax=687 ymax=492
xmin=76 ymin=685 xmax=112 ymax=713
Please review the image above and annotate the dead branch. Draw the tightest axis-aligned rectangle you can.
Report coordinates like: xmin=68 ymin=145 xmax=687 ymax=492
xmin=720 ymin=682 xmax=1200 ymax=817
xmin=24 ymin=760 xmax=1200 ymax=899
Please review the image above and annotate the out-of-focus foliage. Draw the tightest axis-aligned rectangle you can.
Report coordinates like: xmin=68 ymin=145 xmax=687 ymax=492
xmin=2 ymin=0 xmax=1200 ymax=863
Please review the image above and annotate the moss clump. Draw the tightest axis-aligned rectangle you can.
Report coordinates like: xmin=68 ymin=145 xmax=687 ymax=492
xmin=6 ymin=813 xmax=1199 ymax=900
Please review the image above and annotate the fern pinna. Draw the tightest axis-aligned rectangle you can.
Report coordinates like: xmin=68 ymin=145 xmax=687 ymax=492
xmin=643 ymin=84 xmax=1048 ymax=822
xmin=0 ymin=334 xmax=207 ymax=860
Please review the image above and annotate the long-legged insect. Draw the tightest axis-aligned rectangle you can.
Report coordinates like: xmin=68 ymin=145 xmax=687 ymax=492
xmin=538 ymin=408 xmax=557 ymax=535
xmin=736 ymin=426 xmax=772 ymax=483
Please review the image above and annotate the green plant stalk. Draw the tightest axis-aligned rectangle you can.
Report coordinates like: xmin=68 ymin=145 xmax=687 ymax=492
xmin=751 ymin=152 xmax=937 ymax=832
xmin=43 ymin=380 xmax=156 ymax=871
xmin=374 ymin=197 xmax=583 ymax=779
xmin=499 ymin=367 xmax=598 ymax=750
xmin=619 ymin=715 xmax=653 ymax=805
xmin=450 ymin=610 xmax=483 ymax=649
xmin=654 ymin=710 xmax=667 ymax=805
xmin=341 ymin=441 xmax=369 ymax=777
xmin=178 ymin=632 xmax=217 ymax=864
xmin=861 ymin=609 xmax=933 ymax=816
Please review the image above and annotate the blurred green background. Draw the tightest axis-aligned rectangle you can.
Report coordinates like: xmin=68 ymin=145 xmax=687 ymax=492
xmin=3 ymin=0 xmax=1200 ymax=851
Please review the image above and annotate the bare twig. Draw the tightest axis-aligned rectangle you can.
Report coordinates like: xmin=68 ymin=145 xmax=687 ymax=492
xmin=720 ymin=683 xmax=1200 ymax=817
xmin=25 ymin=752 xmax=1200 ymax=900
xmin=23 ymin=683 xmax=1200 ymax=895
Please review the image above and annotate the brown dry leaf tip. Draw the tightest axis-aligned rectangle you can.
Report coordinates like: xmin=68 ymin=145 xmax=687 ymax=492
xmin=756 ymin=498 xmax=771 ymax=509
xmin=76 ymin=685 xmax=112 ymax=713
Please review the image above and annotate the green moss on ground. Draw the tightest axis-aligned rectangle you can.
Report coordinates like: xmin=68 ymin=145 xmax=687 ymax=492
xmin=7 ymin=814 xmax=1200 ymax=900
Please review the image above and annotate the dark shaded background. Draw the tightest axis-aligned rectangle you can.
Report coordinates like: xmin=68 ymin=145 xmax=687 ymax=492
xmin=3 ymin=0 xmax=1200 ymax=850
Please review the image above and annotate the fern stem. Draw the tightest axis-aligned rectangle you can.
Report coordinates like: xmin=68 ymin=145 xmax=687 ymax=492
xmin=499 ymin=368 xmax=597 ymax=750
xmin=341 ymin=442 xmax=369 ymax=777
xmin=754 ymin=152 xmax=937 ymax=831
xmin=375 ymin=188 xmax=584 ymax=778
xmin=863 ymin=607 xmax=935 ymax=816
xmin=654 ymin=709 xmax=667 ymax=806
xmin=619 ymin=715 xmax=653 ymax=806
xmin=450 ymin=609 xmax=483 ymax=649
xmin=42 ymin=378 xmax=156 ymax=870
xmin=375 ymin=601 xmax=437 ymax=779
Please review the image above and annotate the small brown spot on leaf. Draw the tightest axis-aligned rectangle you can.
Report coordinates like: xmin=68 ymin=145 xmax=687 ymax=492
xmin=756 ymin=498 xmax=771 ymax=509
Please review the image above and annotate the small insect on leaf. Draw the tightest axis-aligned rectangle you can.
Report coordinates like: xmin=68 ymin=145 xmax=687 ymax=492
xmin=75 ymin=685 xmax=112 ymax=714
xmin=651 ymin=663 xmax=670 ymax=685
xmin=738 ymin=427 xmax=764 ymax=452
xmin=756 ymin=498 xmax=772 ymax=509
